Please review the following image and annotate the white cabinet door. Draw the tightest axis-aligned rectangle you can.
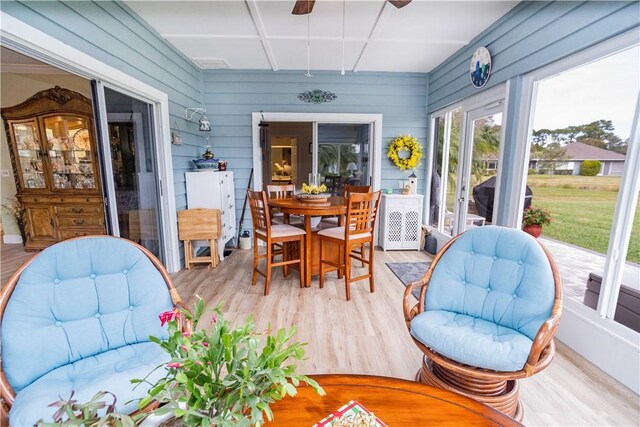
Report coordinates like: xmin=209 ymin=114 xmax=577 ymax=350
xmin=185 ymin=171 xmax=236 ymax=261
xmin=379 ymin=194 xmax=423 ymax=251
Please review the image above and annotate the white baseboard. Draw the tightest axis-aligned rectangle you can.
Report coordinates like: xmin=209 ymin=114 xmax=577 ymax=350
xmin=556 ymin=299 xmax=640 ymax=394
xmin=3 ymin=234 xmax=23 ymax=244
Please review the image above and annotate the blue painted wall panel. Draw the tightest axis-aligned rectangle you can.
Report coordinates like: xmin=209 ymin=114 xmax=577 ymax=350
xmin=203 ymin=70 xmax=428 ymax=226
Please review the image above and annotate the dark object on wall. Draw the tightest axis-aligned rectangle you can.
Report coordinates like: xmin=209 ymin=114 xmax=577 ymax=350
xmin=583 ymin=272 xmax=640 ymax=333
xmin=298 ymin=89 xmax=337 ymax=104
xmin=424 ymin=234 xmax=437 ymax=255
xmin=472 ymin=176 xmax=532 ymax=223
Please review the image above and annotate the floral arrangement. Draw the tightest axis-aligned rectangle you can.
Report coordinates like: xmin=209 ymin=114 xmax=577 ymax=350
xmin=522 ymin=206 xmax=552 ymax=227
xmin=387 ymin=134 xmax=423 ymax=171
xmin=301 ymin=183 xmax=327 ymax=195
xmin=135 ymin=297 xmax=324 ymax=427
xmin=1 ymin=196 xmax=25 ymax=226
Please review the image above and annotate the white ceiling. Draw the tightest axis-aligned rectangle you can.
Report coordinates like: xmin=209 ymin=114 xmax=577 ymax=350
xmin=125 ymin=0 xmax=518 ymax=72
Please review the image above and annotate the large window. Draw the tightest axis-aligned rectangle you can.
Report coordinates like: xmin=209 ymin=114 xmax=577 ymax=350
xmin=520 ymin=37 xmax=640 ymax=332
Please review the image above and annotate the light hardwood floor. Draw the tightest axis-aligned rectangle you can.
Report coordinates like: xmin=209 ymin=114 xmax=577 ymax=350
xmin=1 ymin=243 xmax=639 ymax=426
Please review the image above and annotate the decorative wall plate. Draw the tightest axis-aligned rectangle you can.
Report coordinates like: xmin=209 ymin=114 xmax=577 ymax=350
xmin=470 ymin=47 xmax=492 ymax=88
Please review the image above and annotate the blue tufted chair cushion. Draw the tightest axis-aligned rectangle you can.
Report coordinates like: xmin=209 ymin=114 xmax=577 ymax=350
xmin=2 ymin=237 xmax=173 ymax=414
xmin=410 ymin=226 xmax=555 ymax=371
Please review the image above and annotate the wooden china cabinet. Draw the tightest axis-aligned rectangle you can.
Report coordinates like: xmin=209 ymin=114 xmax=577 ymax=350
xmin=1 ymin=86 xmax=106 ymax=250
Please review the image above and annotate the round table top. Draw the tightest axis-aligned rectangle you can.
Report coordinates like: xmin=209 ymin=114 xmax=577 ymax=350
xmin=267 ymin=374 xmax=520 ymax=426
xmin=268 ymin=196 xmax=346 ymax=216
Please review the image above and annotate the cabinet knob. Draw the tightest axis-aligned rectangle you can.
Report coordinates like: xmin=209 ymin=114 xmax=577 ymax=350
xmin=72 ymin=207 xmax=84 ymax=213
xmin=75 ymin=219 xmax=85 ymax=225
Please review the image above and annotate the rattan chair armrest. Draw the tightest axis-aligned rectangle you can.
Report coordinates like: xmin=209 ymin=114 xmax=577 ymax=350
xmin=524 ymin=313 xmax=561 ymax=375
xmin=403 ymin=281 xmax=426 ymax=326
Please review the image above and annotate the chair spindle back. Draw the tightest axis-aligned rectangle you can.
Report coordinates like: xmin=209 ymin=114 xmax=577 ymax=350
xmin=247 ymin=190 xmax=271 ymax=235
xmin=346 ymin=191 xmax=381 ymax=236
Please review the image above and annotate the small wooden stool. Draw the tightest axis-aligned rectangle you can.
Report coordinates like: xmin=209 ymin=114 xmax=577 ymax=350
xmin=178 ymin=208 xmax=221 ymax=269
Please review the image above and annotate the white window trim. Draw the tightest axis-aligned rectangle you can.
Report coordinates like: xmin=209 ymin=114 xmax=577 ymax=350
xmin=0 ymin=12 xmax=180 ymax=272
xmin=251 ymin=112 xmax=383 ymax=192
xmin=512 ymin=28 xmax=640 ymax=393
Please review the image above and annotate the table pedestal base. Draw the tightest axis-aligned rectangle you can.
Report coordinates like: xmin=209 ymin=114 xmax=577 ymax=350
xmin=417 ymin=356 xmax=523 ymax=422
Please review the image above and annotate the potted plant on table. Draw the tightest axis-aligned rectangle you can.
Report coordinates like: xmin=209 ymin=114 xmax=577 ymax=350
xmin=522 ymin=206 xmax=552 ymax=238
xmin=135 ymin=297 xmax=324 ymax=427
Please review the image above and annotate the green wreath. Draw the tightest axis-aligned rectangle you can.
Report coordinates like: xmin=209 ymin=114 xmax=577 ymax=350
xmin=387 ymin=135 xmax=423 ymax=171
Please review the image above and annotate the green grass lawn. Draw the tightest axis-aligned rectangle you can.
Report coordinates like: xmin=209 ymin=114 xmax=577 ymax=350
xmin=527 ymin=176 xmax=639 ymax=264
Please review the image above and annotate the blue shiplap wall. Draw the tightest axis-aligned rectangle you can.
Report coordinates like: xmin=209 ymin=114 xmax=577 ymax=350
xmin=1 ymin=0 xmax=206 ymax=211
xmin=202 ymin=70 xmax=428 ymax=227
xmin=427 ymin=0 xmax=640 ymax=224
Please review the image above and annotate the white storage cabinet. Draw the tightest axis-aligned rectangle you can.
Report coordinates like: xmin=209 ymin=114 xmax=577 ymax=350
xmin=185 ymin=171 xmax=236 ymax=261
xmin=378 ymin=194 xmax=423 ymax=251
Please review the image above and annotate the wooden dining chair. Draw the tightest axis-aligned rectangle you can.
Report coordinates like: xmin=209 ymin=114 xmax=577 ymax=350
xmin=318 ymin=191 xmax=381 ymax=300
xmin=247 ymin=190 xmax=306 ymax=295
xmin=266 ymin=184 xmax=302 ymax=225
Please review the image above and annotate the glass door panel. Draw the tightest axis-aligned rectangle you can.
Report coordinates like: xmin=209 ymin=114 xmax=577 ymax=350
xmin=444 ymin=109 xmax=461 ymax=235
xmin=100 ymin=86 xmax=163 ymax=260
xmin=465 ymin=112 xmax=502 ymax=230
xmin=12 ymin=120 xmax=46 ymax=189
xmin=43 ymin=115 xmax=96 ymax=190
xmin=317 ymin=123 xmax=370 ymax=194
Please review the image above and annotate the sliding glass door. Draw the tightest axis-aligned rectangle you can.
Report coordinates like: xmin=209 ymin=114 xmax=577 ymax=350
xmin=429 ymin=86 xmax=505 ymax=237
xmin=92 ymin=82 xmax=164 ymax=260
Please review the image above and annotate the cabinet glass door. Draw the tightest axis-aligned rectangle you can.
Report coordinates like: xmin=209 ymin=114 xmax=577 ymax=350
xmin=43 ymin=115 xmax=97 ymax=190
xmin=12 ymin=120 xmax=46 ymax=189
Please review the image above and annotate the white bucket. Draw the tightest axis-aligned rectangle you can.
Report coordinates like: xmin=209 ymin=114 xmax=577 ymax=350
xmin=239 ymin=236 xmax=251 ymax=250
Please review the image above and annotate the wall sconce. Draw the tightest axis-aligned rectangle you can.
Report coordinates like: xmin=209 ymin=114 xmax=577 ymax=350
xmin=185 ymin=107 xmax=211 ymax=132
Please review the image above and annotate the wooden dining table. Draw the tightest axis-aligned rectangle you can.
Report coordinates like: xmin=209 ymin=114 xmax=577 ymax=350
xmin=267 ymin=374 xmax=522 ymax=426
xmin=268 ymin=196 xmax=346 ymax=287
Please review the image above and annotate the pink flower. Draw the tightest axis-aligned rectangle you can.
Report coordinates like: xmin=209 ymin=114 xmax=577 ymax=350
xmin=210 ymin=313 xmax=218 ymax=325
xmin=207 ymin=361 xmax=212 ymax=365
xmin=202 ymin=341 xmax=209 ymax=347
xmin=159 ymin=309 xmax=179 ymax=327
xmin=167 ymin=362 xmax=183 ymax=369
xmin=181 ymin=345 xmax=188 ymax=351
xmin=182 ymin=331 xmax=191 ymax=337
xmin=195 ymin=360 xmax=203 ymax=366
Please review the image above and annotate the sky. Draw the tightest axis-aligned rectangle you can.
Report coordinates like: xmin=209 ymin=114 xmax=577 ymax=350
xmin=533 ymin=45 xmax=640 ymax=141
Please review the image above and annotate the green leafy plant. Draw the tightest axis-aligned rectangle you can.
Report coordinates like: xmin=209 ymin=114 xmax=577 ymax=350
xmin=135 ymin=297 xmax=324 ymax=427
xmin=580 ymin=160 xmax=602 ymax=176
xmin=36 ymin=391 xmax=135 ymax=427
xmin=522 ymin=206 xmax=552 ymax=227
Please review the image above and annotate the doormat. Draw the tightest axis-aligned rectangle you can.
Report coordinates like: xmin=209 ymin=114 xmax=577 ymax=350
xmin=385 ymin=262 xmax=430 ymax=300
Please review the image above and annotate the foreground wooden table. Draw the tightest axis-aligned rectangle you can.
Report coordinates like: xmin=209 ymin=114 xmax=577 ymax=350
xmin=268 ymin=196 xmax=346 ymax=287
xmin=268 ymin=374 xmax=522 ymax=426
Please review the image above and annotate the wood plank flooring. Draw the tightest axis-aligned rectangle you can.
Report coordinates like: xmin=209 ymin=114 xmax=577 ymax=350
xmin=1 ymin=243 xmax=638 ymax=426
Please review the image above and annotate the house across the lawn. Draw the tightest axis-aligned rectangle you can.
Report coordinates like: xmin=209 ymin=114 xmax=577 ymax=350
xmin=530 ymin=141 xmax=626 ymax=176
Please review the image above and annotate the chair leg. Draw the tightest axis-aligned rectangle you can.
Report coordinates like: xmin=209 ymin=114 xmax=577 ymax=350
xmin=265 ymin=242 xmax=272 ymax=296
xmin=252 ymin=236 xmax=259 ymax=286
xmin=345 ymin=243 xmax=352 ymax=301
xmin=368 ymin=243 xmax=375 ymax=293
xmin=184 ymin=240 xmax=193 ymax=270
xmin=319 ymin=236 xmax=325 ymax=289
xmin=283 ymin=241 xmax=289 ymax=278
xmin=337 ymin=243 xmax=344 ymax=279
xmin=298 ymin=236 xmax=305 ymax=289
xmin=360 ymin=244 xmax=366 ymax=268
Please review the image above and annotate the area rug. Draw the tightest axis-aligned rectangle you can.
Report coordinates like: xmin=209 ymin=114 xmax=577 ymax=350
xmin=385 ymin=262 xmax=430 ymax=299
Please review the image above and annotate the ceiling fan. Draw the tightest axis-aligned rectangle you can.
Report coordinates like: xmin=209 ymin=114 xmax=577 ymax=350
xmin=292 ymin=0 xmax=411 ymax=15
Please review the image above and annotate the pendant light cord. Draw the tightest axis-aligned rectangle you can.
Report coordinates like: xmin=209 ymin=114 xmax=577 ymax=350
xmin=305 ymin=0 xmax=313 ymax=78
xmin=341 ymin=0 xmax=346 ymax=75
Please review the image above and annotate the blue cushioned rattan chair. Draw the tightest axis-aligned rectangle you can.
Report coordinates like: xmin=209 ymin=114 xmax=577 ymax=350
xmin=0 ymin=236 xmax=184 ymax=426
xmin=403 ymin=226 xmax=562 ymax=421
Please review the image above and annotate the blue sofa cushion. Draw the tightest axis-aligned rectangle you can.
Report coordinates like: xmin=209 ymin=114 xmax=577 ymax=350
xmin=411 ymin=310 xmax=533 ymax=371
xmin=9 ymin=342 xmax=169 ymax=427
xmin=1 ymin=237 xmax=173 ymax=393
xmin=425 ymin=226 xmax=555 ymax=341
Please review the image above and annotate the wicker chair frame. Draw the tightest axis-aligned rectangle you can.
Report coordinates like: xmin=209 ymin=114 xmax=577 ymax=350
xmin=402 ymin=231 xmax=563 ymax=421
xmin=0 ymin=235 xmax=186 ymax=419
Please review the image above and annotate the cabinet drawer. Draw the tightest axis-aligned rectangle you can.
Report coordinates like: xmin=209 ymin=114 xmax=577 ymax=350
xmin=57 ymin=216 xmax=104 ymax=227
xmin=58 ymin=228 xmax=105 ymax=240
xmin=57 ymin=205 xmax=103 ymax=216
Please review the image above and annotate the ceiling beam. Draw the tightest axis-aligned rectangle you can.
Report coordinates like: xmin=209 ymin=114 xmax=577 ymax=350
xmin=352 ymin=0 xmax=389 ymax=72
xmin=245 ymin=0 xmax=279 ymax=71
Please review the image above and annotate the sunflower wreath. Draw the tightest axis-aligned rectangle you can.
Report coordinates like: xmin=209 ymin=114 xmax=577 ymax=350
xmin=387 ymin=134 xmax=423 ymax=171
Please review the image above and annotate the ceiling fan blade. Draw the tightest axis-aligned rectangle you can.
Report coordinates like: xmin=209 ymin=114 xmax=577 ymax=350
xmin=292 ymin=0 xmax=316 ymax=15
xmin=388 ymin=0 xmax=412 ymax=9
